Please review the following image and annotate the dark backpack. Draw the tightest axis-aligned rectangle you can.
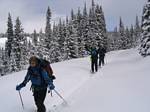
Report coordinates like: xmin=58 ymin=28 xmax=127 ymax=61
xmin=91 ymin=49 xmax=97 ymax=56
xmin=39 ymin=59 xmax=56 ymax=80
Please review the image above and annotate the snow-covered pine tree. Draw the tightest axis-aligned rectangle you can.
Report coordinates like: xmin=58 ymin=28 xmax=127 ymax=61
xmin=118 ymin=17 xmax=127 ymax=49
xmin=33 ymin=29 xmax=38 ymax=46
xmin=107 ymin=27 xmax=118 ymax=51
xmin=95 ymin=5 xmax=107 ymax=49
xmin=82 ymin=2 xmax=89 ymax=54
xmin=39 ymin=29 xmax=45 ymax=44
xmin=125 ymin=27 xmax=131 ymax=49
xmin=51 ymin=22 xmax=61 ymax=62
xmin=0 ymin=48 xmax=8 ymax=75
xmin=5 ymin=13 xmax=14 ymax=58
xmin=65 ymin=16 xmax=71 ymax=60
xmin=76 ymin=7 xmax=86 ymax=57
xmin=130 ymin=24 xmax=135 ymax=47
xmin=67 ymin=9 xmax=78 ymax=58
xmin=61 ymin=20 xmax=68 ymax=60
xmin=134 ymin=15 xmax=141 ymax=47
xmin=10 ymin=17 xmax=23 ymax=72
xmin=87 ymin=0 xmax=97 ymax=47
xmin=44 ymin=6 xmax=52 ymax=61
xmin=21 ymin=34 xmax=28 ymax=66
xmin=140 ymin=0 xmax=150 ymax=56
xmin=57 ymin=19 xmax=66 ymax=61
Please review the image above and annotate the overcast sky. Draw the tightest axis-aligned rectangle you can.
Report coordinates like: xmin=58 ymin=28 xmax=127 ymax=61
xmin=0 ymin=0 xmax=147 ymax=33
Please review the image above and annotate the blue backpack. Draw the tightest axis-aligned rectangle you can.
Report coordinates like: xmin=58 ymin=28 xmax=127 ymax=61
xmin=91 ymin=49 xmax=97 ymax=56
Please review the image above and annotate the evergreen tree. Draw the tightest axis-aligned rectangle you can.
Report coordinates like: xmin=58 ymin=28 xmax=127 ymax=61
xmin=82 ymin=2 xmax=89 ymax=53
xmin=68 ymin=10 xmax=78 ymax=58
xmin=10 ymin=17 xmax=23 ymax=72
xmin=125 ymin=27 xmax=131 ymax=49
xmin=33 ymin=29 xmax=38 ymax=46
xmin=65 ymin=16 xmax=71 ymax=59
xmin=134 ymin=15 xmax=141 ymax=46
xmin=5 ymin=13 xmax=14 ymax=58
xmin=140 ymin=0 xmax=150 ymax=56
xmin=66 ymin=9 xmax=78 ymax=58
xmin=0 ymin=48 xmax=8 ymax=75
xmin=118 ymin=17 xmax=127 ymax=49
xmin=95 ymin=5 xmax=107 ymax=49
xmin=130 ymin=24 xmax=135 ymax=47
xmin=57 ymin=19 xmax=66 ymax=61
xmin=44 ymin=6 xmax=52 ymax=60
xmin=51 ymin=22 xmax=61 ymax=62
xmin=76 ymin=7 xmax=86 ymax=57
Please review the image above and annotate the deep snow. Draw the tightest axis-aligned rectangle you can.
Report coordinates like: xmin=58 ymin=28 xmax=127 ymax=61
xmin=0 ymin=48 xmax=150 ymax=112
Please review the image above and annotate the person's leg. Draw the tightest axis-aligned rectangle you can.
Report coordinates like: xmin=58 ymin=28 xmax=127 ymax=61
xmin=99 ymin=57 xmax=102 ymax=67
xmin=91 ymin=60 xmax=94 ymax=73
xmin=33 ymin=88 xmax=47 ymax=112
xmin=95 ymin=60 xmax=98 ymax=72
xmin=99 ymin=58 xmax=101 ymax=67
xmin=102 ymin=57 xmax=105 ymax=66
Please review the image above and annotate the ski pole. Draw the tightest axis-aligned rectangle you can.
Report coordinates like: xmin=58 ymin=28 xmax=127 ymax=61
xmin=53 ymin=89 xmax=68 ymax=104
xmin=48 ymin=90 xmax=53 ymax=97
xmin=18 ymin=91 xmax=24 ymax=110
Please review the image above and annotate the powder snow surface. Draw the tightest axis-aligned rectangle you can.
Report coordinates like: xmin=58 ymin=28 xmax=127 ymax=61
xmin=0 ymin=48 xmax=150 ymax=112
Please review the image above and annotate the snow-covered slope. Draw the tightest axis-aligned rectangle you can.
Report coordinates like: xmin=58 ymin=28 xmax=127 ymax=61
xmin=0 ymin=38 xmax=7 ymax=48
xmin=0 ymin=48 xmax=150 ymax=112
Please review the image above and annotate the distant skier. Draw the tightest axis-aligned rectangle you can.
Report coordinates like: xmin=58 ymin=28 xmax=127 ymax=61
xmin=16 ymin=56 xmax=55 ymax=112
xmin=90 ymin=46 xmax=98 ymax=73
xmin=98 ymin=45 xmax=106 ymax=67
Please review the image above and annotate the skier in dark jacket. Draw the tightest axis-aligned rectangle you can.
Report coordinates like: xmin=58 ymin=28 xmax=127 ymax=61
xmin=16 ymin=56 xmax=55 ymax=112
xmin=98 ymin=45 xmax=106 ymax=67
xmin=90 ymin=46 xmax=98 ymax=73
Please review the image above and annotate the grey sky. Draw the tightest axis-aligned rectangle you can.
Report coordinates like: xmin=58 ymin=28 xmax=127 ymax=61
xmin=0 ymin=0 xmax=146 ymax=33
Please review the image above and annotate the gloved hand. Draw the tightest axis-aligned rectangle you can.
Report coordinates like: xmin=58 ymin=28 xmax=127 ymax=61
xmin=48 ymin=83 xmax=55 ymax=90
xmin=50 ymin=75 xmax=56 ymax=80
xmin=16 ymin=83 xmax=25 ymax=91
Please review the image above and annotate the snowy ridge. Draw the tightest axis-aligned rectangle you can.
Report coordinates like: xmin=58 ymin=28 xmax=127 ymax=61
xmin=0 ymin=48 xmax=150 ymax=112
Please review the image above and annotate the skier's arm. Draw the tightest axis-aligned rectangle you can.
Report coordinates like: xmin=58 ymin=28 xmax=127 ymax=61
xmin=41 ymin=70 xmax=55 ymax=90
xmin=41 ymin=70 xmax=53 ymax=85
xmin=16 ymin=71 xmax=31 ymax=90
xmin=21 ymin=70 xmax=31 ymax=86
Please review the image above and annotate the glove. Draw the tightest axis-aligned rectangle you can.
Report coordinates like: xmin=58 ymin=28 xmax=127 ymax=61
xmin=16 ymin=83 xmax=25 ymax=91
xmin=50 ymin=75 xmax=56 ymax=80
xmin=48 ymin=83 xmax=55 ymax=90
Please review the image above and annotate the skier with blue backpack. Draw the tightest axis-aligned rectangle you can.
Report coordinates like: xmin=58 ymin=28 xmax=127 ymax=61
xmin=90 ymin=46 xmax=98 ymax=73
xmin=16 ymin=56 xmax=55 ymax=112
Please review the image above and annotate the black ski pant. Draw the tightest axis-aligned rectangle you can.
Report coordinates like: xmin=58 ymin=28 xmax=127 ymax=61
xmin=33 ymin=88 xmax=47 ymax=112
xmin=99 ymin=57 xmax=105 ymax=67
xmin=91 ymin=59 xmax=98 ymax=73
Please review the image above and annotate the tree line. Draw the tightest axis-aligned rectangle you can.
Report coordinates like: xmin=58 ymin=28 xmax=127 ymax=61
xmin=0 ymin=0 xmax=149 ymax=75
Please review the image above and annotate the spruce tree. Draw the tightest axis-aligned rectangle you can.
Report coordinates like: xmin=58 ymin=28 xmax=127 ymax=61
xmin=44 ymin=6 xmax=52 ymax=60
xmin=5 ymin=13 xmax=14 ymax=58
xmin=82 ymin=2 xmax=89 ymax=53
xmin=140 ymin=0 xmax=150 ymax=56
xmin=33 ymin=29 xmax=38 ymax=46
xmin=76 ymin=7 xmax=86 ymax=57
xmin=134 ymin=15 xmax=141 ymax=46
xmin=10 ymin=17 xmax=23 ymax=72
xmin=118 ymin=17 xmax=127 ymax=49
xmin=51 ymin=22 xmax=60 ymax=62
xmin=68 ymin=9 xmax=78 ymax=58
